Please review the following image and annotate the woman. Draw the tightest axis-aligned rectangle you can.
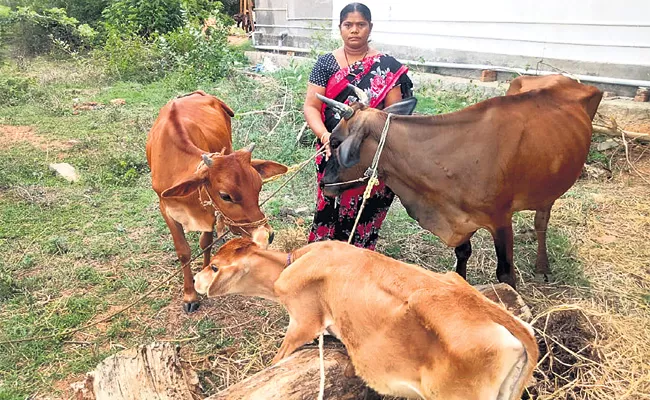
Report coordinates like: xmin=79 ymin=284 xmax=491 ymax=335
xmin=303 ymin=2 xmax=413 ymax=250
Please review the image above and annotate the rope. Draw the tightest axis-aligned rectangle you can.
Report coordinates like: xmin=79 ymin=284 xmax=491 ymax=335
xmin=0 ymin=230 xmax=231 ymax=346
xmin=317 ymin=114 xmax=393 ymax=398
xmin=347 ymin=113 xmax=393 ymax=244
xmin=260 ymin=148 xmax=326 ymax=206
xmin=318 ymin=332 xmax=326 ymax=400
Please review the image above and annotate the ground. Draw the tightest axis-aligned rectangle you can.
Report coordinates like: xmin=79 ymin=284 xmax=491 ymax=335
xmin=0 ymin=57 xmax=649 ymax=400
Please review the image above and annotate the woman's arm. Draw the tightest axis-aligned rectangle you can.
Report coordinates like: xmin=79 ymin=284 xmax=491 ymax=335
xmin=383 ymin=85 xmax=402 ymax=108
xmin=303 ymin=83 xmax=332 ymax=158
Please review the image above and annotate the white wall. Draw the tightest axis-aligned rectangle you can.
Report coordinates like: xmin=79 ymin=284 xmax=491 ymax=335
xmin=331 ymin=0 xmax=650 ymax=66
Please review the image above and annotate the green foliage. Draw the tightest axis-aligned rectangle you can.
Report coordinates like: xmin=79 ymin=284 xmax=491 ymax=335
xmin=159 ymin=19 xmax=242 ymax=85
xmin=0 ymin=75 xmax=38 ymax=106
xmin=98 ymin=31 xmax=170 ymax=83
xmin=103 ymin=154 xmax=150 ymax=186
xmin=103 ymin=0 xmax=183 ymax=38
xmin=3 ymin=6 xmax=97 ymax=56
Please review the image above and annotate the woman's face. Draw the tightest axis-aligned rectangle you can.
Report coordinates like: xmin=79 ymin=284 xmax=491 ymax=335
xmin=339 ymin=11 xmax=372 ymax=49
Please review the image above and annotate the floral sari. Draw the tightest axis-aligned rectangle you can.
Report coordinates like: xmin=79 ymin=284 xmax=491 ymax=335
xmin=308 ymin=53 xmax=412 ymax=249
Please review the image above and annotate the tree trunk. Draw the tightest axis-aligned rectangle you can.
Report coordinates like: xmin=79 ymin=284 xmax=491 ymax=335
xmin=71 ymin=342 xmax=200 ymax=400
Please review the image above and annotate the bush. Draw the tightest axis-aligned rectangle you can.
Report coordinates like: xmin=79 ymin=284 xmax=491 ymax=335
xmin=0 ymin=75 xmax=38 ymax=106
xmin=4 ymin=6 xmax=97 ymax=56
xmin=159 ymin=18 xmax=242 ymax=84
xmin=102 ymin=0 xmax=184 ymax=38
xmin=98 ymin=31 xmax=170 ymax=83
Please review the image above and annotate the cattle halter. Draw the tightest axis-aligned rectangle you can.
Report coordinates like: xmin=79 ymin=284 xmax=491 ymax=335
xmin=199 ymin=186 xmax=268 ymax=230
xmin=323 ymin=112 xmax=393 ymax=189
xmin=196 ymin=152 xmax=268 ymax=231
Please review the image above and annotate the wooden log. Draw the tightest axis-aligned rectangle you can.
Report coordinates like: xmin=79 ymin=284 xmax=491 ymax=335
xmin=71 ymin=342 xmax=200 ymax=400
xmin=208 ymin=283 xmax=529 ymax=400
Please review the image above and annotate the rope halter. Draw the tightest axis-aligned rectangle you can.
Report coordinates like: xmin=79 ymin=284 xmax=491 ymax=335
xmin=196 ymin=154 xmax=269 ymax=232
xmin=323 ymin=113 xmax=393 ymax=189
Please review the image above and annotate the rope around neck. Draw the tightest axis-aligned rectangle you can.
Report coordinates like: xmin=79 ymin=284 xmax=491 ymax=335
xmin=347 ymin=113 xmax=393 ymax=244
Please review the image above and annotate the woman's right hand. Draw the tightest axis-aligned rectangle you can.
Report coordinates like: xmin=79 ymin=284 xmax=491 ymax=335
xmin=320 ymin=131 xmax=332 ymax=160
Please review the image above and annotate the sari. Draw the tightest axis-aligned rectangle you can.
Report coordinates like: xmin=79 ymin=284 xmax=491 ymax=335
xmin=308 ymin=53 xmax=412 ymax=249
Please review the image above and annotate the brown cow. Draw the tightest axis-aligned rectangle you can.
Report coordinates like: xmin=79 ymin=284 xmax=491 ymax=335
xmin=318 ymin=75 xmax=602 ymax=288
xmin=146 ymin=91 xmax=287 ymax=312
xmin=194 ymin=237 xmax=539 ymax=400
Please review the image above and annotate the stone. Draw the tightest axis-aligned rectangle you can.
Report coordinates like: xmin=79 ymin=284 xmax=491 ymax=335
xmin=49 ymin=163 xmax=79 ymax=183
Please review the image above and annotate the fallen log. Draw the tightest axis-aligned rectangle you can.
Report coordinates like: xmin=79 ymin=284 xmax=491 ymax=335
xmin=207 ymin=283 xmax=530 ymax=400
xmin=71 ymin=342 xmax=200 ymax=400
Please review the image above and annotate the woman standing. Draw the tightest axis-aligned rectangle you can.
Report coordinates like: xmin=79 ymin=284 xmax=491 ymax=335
xmin=303 ymin=2 xmax=413 ymax=250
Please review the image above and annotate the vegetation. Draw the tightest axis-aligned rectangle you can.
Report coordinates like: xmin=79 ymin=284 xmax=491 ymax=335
xmin=0 ymin=2 xmax=649 ymax=399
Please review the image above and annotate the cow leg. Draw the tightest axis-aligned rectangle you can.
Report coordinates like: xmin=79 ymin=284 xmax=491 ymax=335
xmin=454 ymin=234 xmax=475 ymax=280
xmin=492 ymin=223 xmax=516 ymax=289
xmin=272 ymin=317 xmax=323 ymax=364
xmin=534 ymin=205 xmax=553 ymax=280
xmin=199 ymin=231 xmax=213 ymax=268
xmin=160 ymin=205 xmax=200 ymax=313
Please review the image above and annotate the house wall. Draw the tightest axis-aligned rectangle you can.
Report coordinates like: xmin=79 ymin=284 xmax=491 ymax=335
xmin=252 ymin=0 xmax=650 ymax=83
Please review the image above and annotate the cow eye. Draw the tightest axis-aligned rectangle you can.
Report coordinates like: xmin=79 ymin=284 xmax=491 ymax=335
xmin=210 ymin=265 xmax=218 ymax=272
xmin=219 ymin=192 xmax=233 ymax=202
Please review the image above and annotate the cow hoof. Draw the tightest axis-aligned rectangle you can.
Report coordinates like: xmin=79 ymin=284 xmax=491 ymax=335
xmin=497 ymin=274 xmax=517 ymax=289
xmin=534 ymin=272 xmax=551 ymax=284
xmin=183 ymin=301 xmax=200 ymax=313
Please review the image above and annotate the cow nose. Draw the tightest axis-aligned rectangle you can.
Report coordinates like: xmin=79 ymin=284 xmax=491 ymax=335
xmin=269 ymin=231 xmax=275 ymax=244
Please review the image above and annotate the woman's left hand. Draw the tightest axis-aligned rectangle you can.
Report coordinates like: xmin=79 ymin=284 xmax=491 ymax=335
xmin=321 ymin=131 xmax=332 ymax=160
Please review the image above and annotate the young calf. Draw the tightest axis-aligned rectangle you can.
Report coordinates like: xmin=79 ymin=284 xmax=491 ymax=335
xmin=194 ymin=237 xmax=539 ymax=400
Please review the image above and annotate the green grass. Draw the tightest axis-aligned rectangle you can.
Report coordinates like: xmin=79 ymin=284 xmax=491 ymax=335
xmin=0 ymin=55 xmax=588 ymax=399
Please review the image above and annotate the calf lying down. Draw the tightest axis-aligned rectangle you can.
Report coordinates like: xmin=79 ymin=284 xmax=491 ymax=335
xmin=194 ymin=237 xmax=539 ymax=400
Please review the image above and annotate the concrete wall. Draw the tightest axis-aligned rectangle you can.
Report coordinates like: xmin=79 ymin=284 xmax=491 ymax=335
xmin=252 ymin=0 xmax=650 ymax=83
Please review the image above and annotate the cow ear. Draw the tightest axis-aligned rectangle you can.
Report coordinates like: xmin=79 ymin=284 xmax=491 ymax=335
xmin=161 ymin=172 xmax=207 ymax=198
xmin=338 ymin=132 xmax=364 ymax=168
xmin=251 ymin=226 xmax=271 ymax=250
xmin=383 ymin=97 xmax=418 ymax=116
xmin=251 ymin=160 xmax=288 ymax=180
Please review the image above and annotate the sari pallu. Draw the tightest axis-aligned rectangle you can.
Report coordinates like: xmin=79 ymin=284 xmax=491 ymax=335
xmin=308 ymin=54 xmax=411 ymax=249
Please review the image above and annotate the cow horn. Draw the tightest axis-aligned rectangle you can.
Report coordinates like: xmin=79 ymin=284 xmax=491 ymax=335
xmin=316 ymin=93 xmax=355 ymax=120
xmin=347 ymin=84 xmax=369 ymax=105
xmin=202 ymin=154 xmax=214 ymax=167
xmin=244 ymin=142 xmax=256 ymax=153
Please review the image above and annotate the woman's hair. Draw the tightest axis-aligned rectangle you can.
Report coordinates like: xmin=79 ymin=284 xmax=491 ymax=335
xmin=339 ymin=2 xmax=371 ymax=25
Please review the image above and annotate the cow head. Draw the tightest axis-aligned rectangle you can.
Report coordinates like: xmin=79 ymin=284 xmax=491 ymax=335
xmin=193 ymin=234 xmax=277 ymax=299
xmin=160 ymin=143 xmax=288 ymax=239
xmin=318 ymin=92 xmax=417 ymax=196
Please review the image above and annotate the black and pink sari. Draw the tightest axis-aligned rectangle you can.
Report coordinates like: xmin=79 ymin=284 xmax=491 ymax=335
xmin=308 ymin=53 xmax=413 ymax=249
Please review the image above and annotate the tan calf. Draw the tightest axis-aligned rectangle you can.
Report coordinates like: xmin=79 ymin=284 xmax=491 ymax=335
xmin=195 ymin=237 xmax=539 ymax=400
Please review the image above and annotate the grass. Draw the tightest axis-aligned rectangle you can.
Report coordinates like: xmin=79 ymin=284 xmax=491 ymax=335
xmin=1 ymin=53 xmax=649 ymax=399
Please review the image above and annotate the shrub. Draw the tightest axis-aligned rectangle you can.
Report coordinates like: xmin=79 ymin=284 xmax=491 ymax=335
xmin=98 ymin=31 xmax=170 ymax=83
xmin=159 ymin=17 xmax=241 ymax=84
xmin=102 ymin=0 xmax=184 ymax=38
xmin=4 ymin=6 xmax=97 ymax=56
xmin=0 ymin=75 xmax=39 ymax=106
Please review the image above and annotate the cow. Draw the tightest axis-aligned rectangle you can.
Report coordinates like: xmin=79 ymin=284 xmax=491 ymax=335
xmin=194 ymin=236 xmax=539 ymax=400
xmin=146 ymin=90 xmax=288 ymax=312
xmin=317 ymin=75 xmax=602 ymax=288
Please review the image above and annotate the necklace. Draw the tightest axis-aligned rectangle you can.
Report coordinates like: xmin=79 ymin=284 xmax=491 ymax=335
xmin=344 ymin=48 xmax=369 ymax=68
